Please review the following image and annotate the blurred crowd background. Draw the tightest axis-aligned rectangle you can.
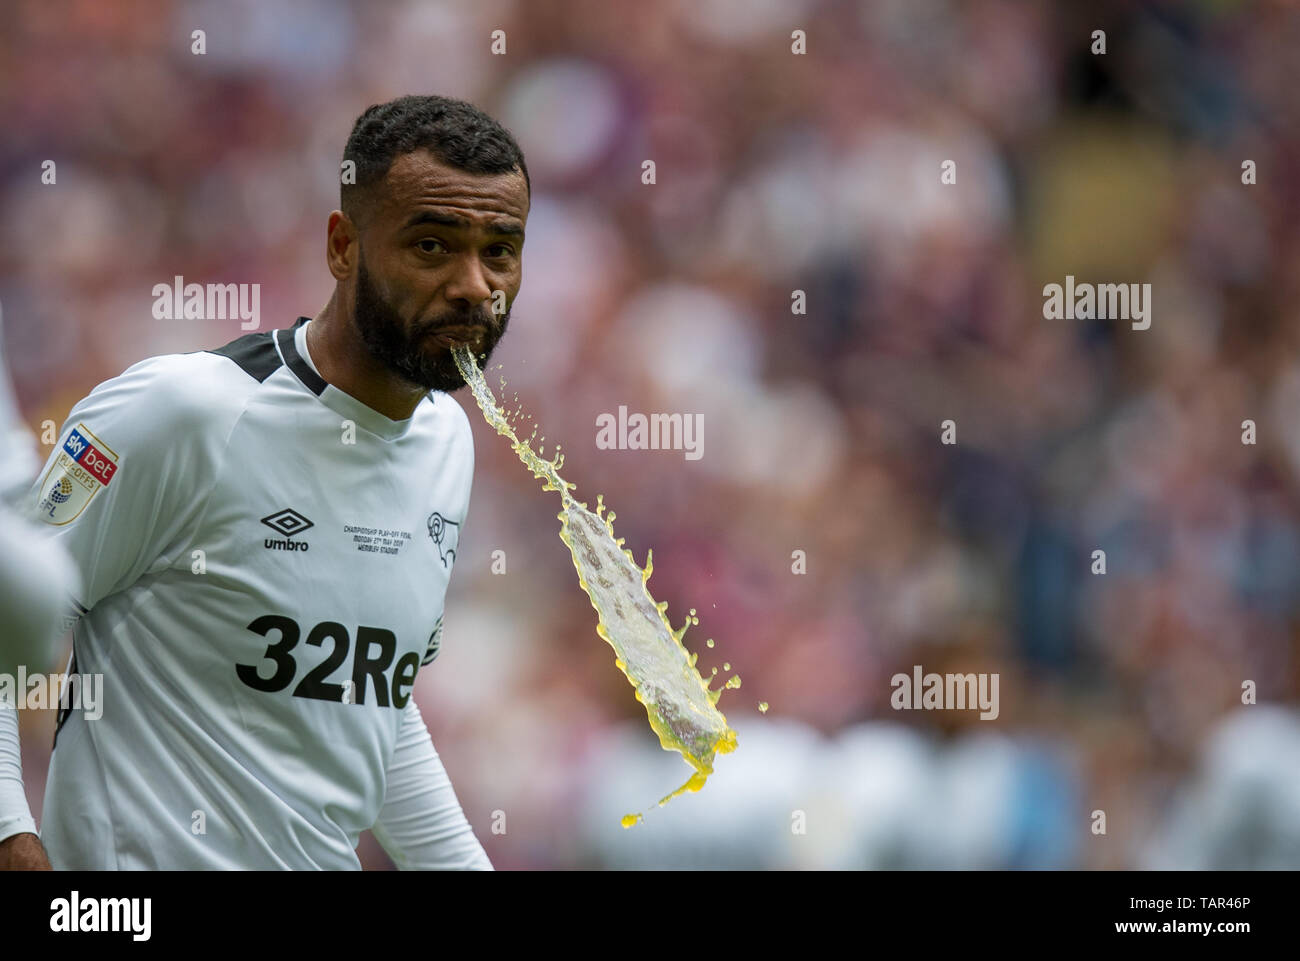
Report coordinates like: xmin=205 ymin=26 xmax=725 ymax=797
xmin=4 ymin=0 xmax=1300 ymax=869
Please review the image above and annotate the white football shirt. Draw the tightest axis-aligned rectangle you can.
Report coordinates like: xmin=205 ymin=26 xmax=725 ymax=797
xmin=24 ymin=317 xmax=480 ymax=869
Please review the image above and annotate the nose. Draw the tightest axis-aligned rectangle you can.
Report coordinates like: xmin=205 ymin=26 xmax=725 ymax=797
xmin=442 ymin=252 xmax=494 ymax=311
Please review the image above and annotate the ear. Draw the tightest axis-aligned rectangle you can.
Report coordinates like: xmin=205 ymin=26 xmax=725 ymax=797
xmin=326 ymin=210 xmax=358 ymax=281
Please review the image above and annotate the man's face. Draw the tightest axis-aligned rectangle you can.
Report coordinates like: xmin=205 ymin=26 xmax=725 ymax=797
xmin=350 ymin=150 xmax=528 ymax=394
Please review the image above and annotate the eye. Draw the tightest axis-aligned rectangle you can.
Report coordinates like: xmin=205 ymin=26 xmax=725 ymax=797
xmin=416 ymin=239 xmax=446 ymax=254
xmin=486 ymin=244 xmax=515 ymax=259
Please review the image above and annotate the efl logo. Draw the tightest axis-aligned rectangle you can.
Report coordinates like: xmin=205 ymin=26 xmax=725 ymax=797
xmin=36 ymin=423 xmax=120 ymax=525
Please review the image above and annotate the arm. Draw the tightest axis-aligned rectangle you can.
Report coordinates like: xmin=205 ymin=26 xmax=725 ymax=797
xmin=0 ymin=349 xmax=77 ymax=870
xmin=2 ymin=355 xmax=224 ymax=869
xmin=0 ymin=502 xmax=82 ymax=678
xmin=0 ymin=701 xmax=50 ymax=869
xmin=371 ymin=697 xmax=493 ymax=870
xmin=0 ymin=326 xmax=83 ymax=678
xmin=0 ymin=509 xmax=78 ymax=867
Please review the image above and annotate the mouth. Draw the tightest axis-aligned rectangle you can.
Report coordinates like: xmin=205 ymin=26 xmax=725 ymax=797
xmin=425 ymin=325 xmax=487 ymax=351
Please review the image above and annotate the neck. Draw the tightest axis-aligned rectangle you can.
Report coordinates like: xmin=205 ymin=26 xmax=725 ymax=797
xmin=307 ymin=293 xmax=427 ymax=421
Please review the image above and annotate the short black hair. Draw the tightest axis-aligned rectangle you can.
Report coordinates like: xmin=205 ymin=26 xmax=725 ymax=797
xmin=341 ymin=94 xmax=529 ymax=225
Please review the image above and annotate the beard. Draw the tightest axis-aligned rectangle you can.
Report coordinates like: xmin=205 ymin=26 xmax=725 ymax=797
xmin=351 ymin=250 xmax=510 ymax=393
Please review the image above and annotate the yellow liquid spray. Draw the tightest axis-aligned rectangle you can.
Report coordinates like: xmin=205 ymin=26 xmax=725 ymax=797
xmin=453 ymin=348 xmax=739 ymax=826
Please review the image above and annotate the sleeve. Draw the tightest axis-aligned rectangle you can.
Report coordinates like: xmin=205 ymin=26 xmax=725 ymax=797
xmin=0 ymin=315 xmax=79 ymax=845
xmin=22 ymin=356 xmax=219 ymax=617
xmin=0 ymin=700 xmax=36 ymax=845
xmin=0 ymin=503 xmax=82 ymax=677
xmin=0 ymin=341 xmax=82 ymax=676
xmin=371 ymin=697 xmax=493 ymax=870
xmin=0 ymin=502 xmax=78 ymax=845
xmin=0 ymin=474 xmax=79 ymax=847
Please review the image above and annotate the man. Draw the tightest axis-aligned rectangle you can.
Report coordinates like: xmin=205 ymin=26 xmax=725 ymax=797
xmin=0 ymin=94 xmax=529 ymax=869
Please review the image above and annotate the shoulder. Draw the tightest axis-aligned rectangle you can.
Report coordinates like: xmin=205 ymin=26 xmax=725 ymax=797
xmin=72 ymin=347 xmax=264 ymax=441
xmin=441 ymin=391 xmax=474 ymax=439
xmin=424 ymin=390 xmax=475 ymax=457
xmin=37 ymin=348 xmax=259 ymax=520
xmin=412 ymin=392 xmax=476 ymax=508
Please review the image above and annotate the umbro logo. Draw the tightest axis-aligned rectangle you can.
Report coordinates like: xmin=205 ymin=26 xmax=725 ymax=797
xmin=262 ymin=508 xmax=313 ymax=551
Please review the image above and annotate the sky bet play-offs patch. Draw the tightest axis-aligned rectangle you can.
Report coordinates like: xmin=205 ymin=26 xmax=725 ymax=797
xmin=36 ymin=424 xmax=120 ymax=525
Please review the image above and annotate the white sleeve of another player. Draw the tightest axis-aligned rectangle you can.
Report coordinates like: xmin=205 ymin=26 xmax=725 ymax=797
xmin=0 ymin=506 xmax=81 ymax=846
xmin=0 ymin=704 xmax=37 ymax=845
xmin=0 ymin=462 xmax=83 ymax=678
xmin=371 ymin=698 xmax=493 ymax=871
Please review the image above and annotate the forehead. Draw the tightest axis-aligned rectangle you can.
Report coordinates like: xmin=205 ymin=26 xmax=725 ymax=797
xmin=373 ymin=149 xmax=529 ymax=232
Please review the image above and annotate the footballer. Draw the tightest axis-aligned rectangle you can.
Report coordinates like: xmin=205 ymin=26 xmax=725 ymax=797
xmin=0 ymin=94 xmax=528 ymax=870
